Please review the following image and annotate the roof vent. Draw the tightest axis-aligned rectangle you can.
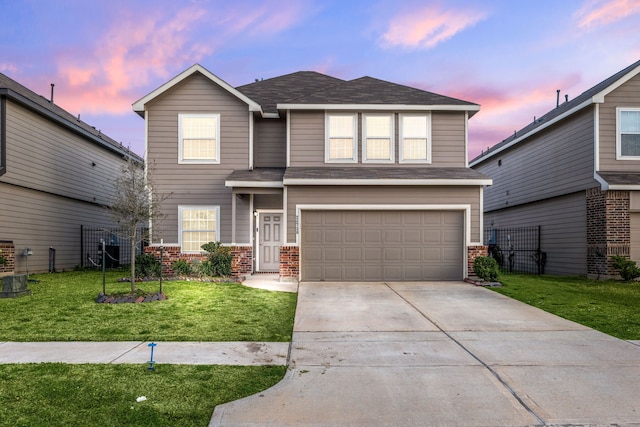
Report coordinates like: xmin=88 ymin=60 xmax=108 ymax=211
xmin=50 ymin=83 xmax=55 ymax=103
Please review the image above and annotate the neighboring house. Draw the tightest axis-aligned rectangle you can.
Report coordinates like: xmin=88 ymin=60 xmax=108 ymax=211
xmin=471 ymin=59 xmax=640 ymax=278
xmin=0 ymin=73 xmax=142 ymax=275
xmin=133 ymin=64 xmax=491 ymax=282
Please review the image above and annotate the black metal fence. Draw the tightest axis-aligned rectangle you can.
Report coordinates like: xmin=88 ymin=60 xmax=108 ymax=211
xmin=80 ymin=226 xmax=148 ymax=269
xmin=484 ymin=226 xmax=544 ymax=274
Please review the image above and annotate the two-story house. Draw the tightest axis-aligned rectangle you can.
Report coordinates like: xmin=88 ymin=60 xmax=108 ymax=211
xmin=0 ymin=72 xmax=142 ymax=274
xmin=133 ymin=64 xmax=491 ymax=282
xmin=471 ymin=59 xmax=640 ymax=278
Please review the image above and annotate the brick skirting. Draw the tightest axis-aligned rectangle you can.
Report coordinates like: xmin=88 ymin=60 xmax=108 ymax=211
xmin=279 ymin=246 xmax=299 ymax=279
xmin=144 ymin=245 xmax=252 ymax=280
xmin=467 ymin=245 xmax=488 ymax=278
xmin=587 ymin=188 xmax=631 ymax=278
xmin=0 ymin=241 xmax=15 ymax=274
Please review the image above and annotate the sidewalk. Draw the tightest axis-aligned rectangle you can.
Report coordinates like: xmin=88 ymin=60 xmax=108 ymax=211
xmin=0 ymin=341 xmax=289 ymax=365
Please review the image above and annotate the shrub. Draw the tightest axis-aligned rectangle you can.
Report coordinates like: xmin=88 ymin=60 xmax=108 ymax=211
xmin=0 ymin=249 xmax=7 ymax=266
xmin=171 ymin=259 xmax=193 ymax=276
xmin=134 ymin=253 xmax=161 ymax=278
xmin=200 ymin=242 xmax=232 ymax=277
xmin=474 ymin=256 xmax=499 ymax=282
xmin=611 ymin=255 xmax=640 ymax=281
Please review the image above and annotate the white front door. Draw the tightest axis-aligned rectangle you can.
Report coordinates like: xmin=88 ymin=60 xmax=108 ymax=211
xmin=258 ymin=212 xmax=282 ymax=271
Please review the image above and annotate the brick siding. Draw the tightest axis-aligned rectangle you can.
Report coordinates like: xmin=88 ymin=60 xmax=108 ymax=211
xmin=144 ymin=245 xmax=252 ymax=280
xmin=467 ymin=245 xmax=488 ymax=278
xmin=279 ymin=246 xmax=299 ymax=279
xmin=0 ymin=241 xmax=15 ymax=274
xmin=586 ymin=188 xmax=630 ymax=278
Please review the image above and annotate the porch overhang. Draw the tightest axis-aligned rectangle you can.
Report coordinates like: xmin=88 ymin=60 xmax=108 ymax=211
xmin=597 ymin=172 xmax=640 ymax=190
xmin=225 ymin=168 xmax=285 ymax=189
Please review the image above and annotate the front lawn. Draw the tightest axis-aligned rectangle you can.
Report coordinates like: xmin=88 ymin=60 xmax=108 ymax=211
xmin=494 ymin=274 xmax=640 ymax=340
xmin=0 ymin=363 xmax=285 ymax=427
xmin=0 ymin=271 xmax=297 ymax=342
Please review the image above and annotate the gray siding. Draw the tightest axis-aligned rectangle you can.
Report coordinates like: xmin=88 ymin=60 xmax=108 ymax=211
xmin=4 ymin=101 xmax=122 ymax=205
xmin=477 ymin=107 xmax=597 ymax=212
xmin=0 ymin=181 xmax=117 ymax=274
xmin=286 ymin=186 xmax=482 ymax=244
xmin=146 ymin=72 xmax=251 ymax=244
xmin=254 ymin=194 xmax=283 ymax=210
xmin=484 ymin=191 xmax=587 ymax=276
xmin=598 ymin=73 xmax=640 ymax=172
xmin=289 ymin=111 xmax=467 ymax=167
xmin=254 ymin=118 xmax=286 ymax=167
xmin=0 ymin=99 xmax=133 ymax=273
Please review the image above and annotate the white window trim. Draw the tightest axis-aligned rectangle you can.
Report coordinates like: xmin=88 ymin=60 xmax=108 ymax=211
xmin=399 ymin=113 xmax=431 ymax=164
xmin=362 ymin=113 xmax=395 ymax=163
xmin=325 ymin=112 xmax=358 ymax=163
xmin=178 ymin=205 xmax=220 ymax=253
xmin=616 ymin=107 xmax=640 ymax=160
xmin=178 ymin=113 xmax=221 ymax=164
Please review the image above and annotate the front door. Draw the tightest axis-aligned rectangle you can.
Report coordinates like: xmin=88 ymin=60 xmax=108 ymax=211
xmin=258 ymin=212 xmax=282 ymax=271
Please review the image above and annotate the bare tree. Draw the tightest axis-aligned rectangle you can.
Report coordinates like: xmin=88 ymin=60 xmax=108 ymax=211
xmin=109 ymin=157 xmax=170 ymax=292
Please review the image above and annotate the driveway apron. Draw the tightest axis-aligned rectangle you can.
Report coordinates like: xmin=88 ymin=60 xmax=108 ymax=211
xmin=210 ymin=282 xmax=640 ymax=426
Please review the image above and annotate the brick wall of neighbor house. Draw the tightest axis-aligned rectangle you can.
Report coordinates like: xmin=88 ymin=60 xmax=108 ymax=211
xmin=587 ymin=188 xmax=630 ymax=278
xmin=467 ymin=245 xmax=488 ymax=278
xmin=279 ymin=246 xmax=299 ymax=279
xmin=144 ymin=245 xmax=252 ymax=280
xmin=0 ymin=241 xmax=15 ymax=274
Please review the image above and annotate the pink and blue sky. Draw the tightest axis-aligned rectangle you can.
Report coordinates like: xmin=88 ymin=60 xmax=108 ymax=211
xmin=2 ymin=0 xmax=639 ymax=158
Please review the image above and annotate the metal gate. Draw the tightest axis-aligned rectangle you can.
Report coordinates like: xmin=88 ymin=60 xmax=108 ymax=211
xmin=484 ymin=226 xmax=544 ymax=274
xmin=80 ymin=226 xmax=148 ymax=269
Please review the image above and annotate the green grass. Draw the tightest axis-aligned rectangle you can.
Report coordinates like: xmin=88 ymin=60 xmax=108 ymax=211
xmin=494 ymin=274 xmax=640 ymax=340
xmin=0 ymin=270 xmax=297 ymax=341
xmin=0 ymin=363 xmax=285 ymax=427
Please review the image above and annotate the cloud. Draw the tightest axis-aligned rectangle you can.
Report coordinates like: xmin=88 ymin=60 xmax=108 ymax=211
xmin=380 ymin=5 xmax=487 ymax=49
xmin=50 ymin=2 xmax=308 ymax=116
xmin=0 ymin=63 xmax=18 ymax=74
xmin=575 ymin=0 xmax=640 ymax=28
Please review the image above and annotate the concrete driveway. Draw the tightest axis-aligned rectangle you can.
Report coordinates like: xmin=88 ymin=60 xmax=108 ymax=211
xmin=210 ymin=281 xmax=640 ymax=426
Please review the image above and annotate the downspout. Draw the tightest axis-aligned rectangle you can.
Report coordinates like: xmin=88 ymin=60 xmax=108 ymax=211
xmin=0 ymin=95 xmax=6 ymax=176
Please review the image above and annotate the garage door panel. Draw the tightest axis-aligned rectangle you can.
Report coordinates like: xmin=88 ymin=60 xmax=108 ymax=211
xmin=301 ymin=210 xmax=463 ymax=281
xmin=344 ymin=247 xmax=363 ymax=262
xmin=383 ymin=229 xmax=402 ymax=243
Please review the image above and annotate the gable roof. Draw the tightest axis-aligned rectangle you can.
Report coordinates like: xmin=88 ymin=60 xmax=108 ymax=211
xmin=134 ymin=64 xmax=480 ymax=119
xmin=236 ymin=71 xmax=345 ymax=116
xmin=132 ymin=64 xmax=262 ymax=117
xmin=279 ymin=76 xmax=479 ymax=116
xmin=0 ymin=72 xmax=141 ymax=161
xmin=470 ymin=58 xmax=640 ymax=166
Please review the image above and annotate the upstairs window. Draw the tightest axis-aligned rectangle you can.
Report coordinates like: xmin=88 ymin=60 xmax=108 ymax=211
xmin=400 ymin=114 xmax=431 ymax=163
xmin=179 ymin=206 xmax=219 ymax=252
xmin=363 ymin=114 xmax=394 ymax=163
xmin=618 ymin=108 xmax=640 ymax=159
xmin=325 ymin=113 xmax=357 ymax=163
xmin=179 ymin=114 xmax=220 ymax=164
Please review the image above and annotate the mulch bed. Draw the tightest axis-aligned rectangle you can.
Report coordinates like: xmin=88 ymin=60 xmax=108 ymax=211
xmin=96 ymin=292 xmax=166 ymax=304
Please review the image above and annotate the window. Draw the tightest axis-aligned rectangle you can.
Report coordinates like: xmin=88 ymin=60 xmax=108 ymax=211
xmin=618 ymin=108 xmax=640 ymax=159
xmin=179 ymin=206 xmax=220 ymax=252
xmin=363 ymin=114 xmax=394 ymax=163
xmin=325 ymin=113 xmax=357 ymax=163
xmin=400 ymin=114 xmax=431 ymax=163
xmin=179 ymin=114 xmax=220 ymax=163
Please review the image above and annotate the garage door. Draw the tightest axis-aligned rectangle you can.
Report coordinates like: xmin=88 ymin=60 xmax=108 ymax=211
xmin=301 ymin=210 xmax=464 ymax=281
